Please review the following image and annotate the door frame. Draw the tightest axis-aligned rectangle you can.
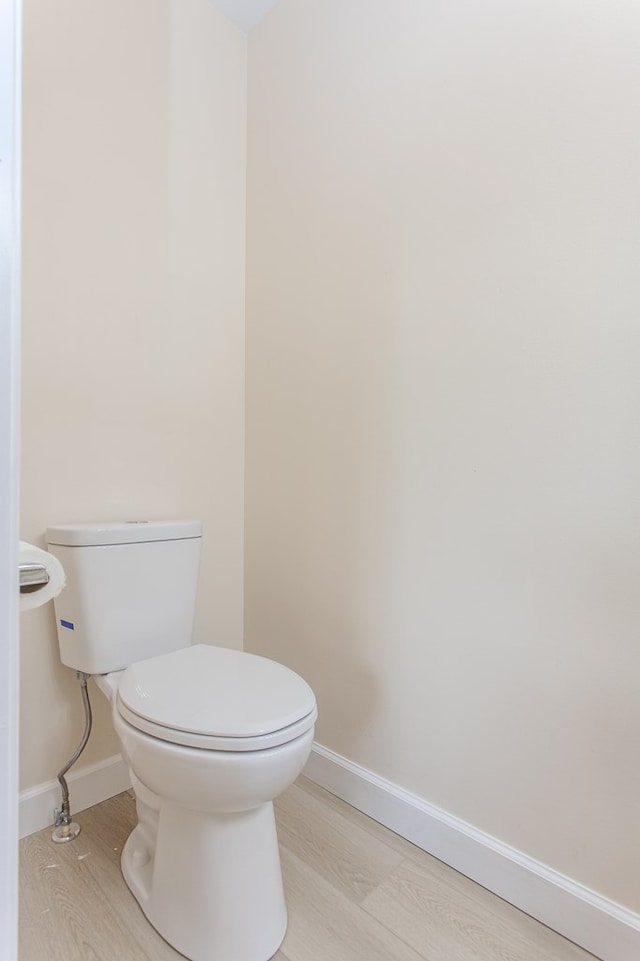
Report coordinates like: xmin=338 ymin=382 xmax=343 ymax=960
xmin=0 ymin=0 xmax=22 ymax=957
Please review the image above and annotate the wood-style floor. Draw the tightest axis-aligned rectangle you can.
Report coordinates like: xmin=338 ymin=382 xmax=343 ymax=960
xmin=19 ymin=776 xmax=598 ymax=961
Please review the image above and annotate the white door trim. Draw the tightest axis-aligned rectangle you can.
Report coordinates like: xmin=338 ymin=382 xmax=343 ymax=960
xmin=0 ymin=0 xmax=22 ymax=957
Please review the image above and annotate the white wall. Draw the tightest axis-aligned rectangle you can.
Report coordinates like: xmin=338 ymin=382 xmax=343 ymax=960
xmin=246 ymin=0 xmax=640 ymax=912
xmin=20 ymin=0 xmax=246 ymax=790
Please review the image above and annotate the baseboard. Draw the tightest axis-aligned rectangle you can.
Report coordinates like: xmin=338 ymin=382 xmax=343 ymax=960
xmin=304 ymin=742 xmax=640 ymax=961
xmin=19 ymin=754 xmax=131 ymax=840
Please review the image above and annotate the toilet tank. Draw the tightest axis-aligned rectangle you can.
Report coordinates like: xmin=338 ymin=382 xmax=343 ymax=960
xmin=46 ymin=521 xmax=202 ymax=675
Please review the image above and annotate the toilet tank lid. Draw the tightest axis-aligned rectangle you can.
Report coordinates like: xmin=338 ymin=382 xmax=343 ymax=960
xmin=46 ymin=520 xmax=202 ymax=547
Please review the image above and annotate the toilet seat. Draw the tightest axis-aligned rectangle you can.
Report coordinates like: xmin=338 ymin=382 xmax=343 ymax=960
xmin=116 ymin=644 xmax=317 ymax=752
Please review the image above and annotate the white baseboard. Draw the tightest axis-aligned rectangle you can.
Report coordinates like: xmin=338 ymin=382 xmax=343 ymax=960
xmin=304 ymin=742 xmax=640 ymax=961
xmin=19 ymin=754 xmax=131 ymax=840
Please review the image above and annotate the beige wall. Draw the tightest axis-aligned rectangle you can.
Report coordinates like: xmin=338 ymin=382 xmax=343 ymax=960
xmin=246 ymin=0 xmax=640 ymax=911
xmin=20 ymin=0 xmax=246 ymax=788
xmin=20 ymin=0 xmax=640 ymax=918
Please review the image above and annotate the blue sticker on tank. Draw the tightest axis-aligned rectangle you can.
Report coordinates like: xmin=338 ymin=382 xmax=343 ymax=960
xmin=60 ymin=619 xmax=75 ymax=630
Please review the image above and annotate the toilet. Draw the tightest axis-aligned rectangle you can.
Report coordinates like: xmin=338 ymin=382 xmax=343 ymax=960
xmin=46 ymin=520 xmax=317 ymax=961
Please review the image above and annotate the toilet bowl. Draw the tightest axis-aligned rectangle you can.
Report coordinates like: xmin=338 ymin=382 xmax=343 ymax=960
xmin=96 ymin=646 xmax=316 ymax=961
xmin=46 ymin=521 xmax=317 ymax=961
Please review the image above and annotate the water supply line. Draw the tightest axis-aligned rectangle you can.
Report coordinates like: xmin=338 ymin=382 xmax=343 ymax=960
xmin=52 ymin=671 xmax=93 ymax=843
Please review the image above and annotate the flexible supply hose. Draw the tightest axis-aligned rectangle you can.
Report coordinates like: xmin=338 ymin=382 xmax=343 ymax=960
xmin=52 ymin=671 xmax=92 ymax=842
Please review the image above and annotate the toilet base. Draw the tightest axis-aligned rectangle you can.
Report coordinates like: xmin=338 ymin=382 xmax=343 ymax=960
xmin=122 ymin=789 xmax=287 ymax=961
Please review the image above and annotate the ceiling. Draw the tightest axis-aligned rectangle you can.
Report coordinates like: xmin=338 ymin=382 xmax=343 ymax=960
xmin=209 ymin=0 xmax=280 ymax=33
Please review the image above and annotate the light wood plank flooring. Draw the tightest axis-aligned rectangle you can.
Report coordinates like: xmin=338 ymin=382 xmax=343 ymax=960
xmin=20 ymin=776 xmax=598 ymax=961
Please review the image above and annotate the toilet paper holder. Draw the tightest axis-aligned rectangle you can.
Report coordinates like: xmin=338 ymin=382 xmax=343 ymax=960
xmin=19 ymin=562 xmax=51 ymax=593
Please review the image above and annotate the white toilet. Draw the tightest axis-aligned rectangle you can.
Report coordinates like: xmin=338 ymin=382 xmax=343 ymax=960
xmin=46 ymin=520 xmax=317 ymax=961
